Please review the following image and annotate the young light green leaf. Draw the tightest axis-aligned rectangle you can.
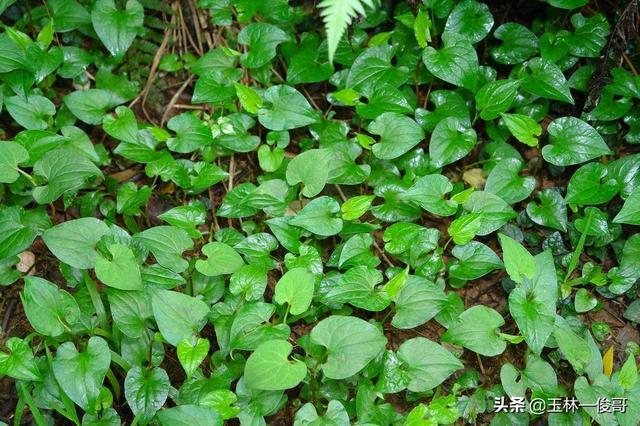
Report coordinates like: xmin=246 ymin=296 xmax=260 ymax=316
xmin=274 ymin=268 xmax=315 ymax=315
xmin=414 ymin=8 xmax=431 ymax=48
xmin=617 ymin=355 xmax=638 ymax=390
xmin=442 ymin=305 xmax=506 ymax=357
xmin=508 ymin=250 xmax=557 ymax=354
xmin=498 ymin=233 xmax=536 ymax=283
xmin=0 ymin=337 xmax=42 ymax=381
xmin=382 ymin=266 xmax=409 ymax=299
xmin=448 ymin=213 xmax=482 ymax=245
xmin=235 ymin=83 xmax=263 ymax=114
xmin=574 ymin=288 xmax=597 ymax=313
xmin=195 ymin=242 xmax=245 ymax=277
xmin=95 ymin=244 xmax=142 ymax=291
xmin=244 ymin=339 xmax=307 ymax=390
xmin=501 ymin=113 xmax=542 ymax=147
xmin=177 ymin=337 xmax=210 ymax=379
xmin=553 ymin=316 xmax=591 ymax=374
xmin=341 ymin=195 xmax=376 ymax=221
xmin=310 ymin=315 xmax=386 ymax=379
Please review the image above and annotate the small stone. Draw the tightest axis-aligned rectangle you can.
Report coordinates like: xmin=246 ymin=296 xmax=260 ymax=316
xmin=17 ymin=251 xmax=36 ymax=274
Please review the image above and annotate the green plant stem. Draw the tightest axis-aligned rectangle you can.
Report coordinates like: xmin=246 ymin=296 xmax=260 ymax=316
xmin=283 ymin=304 xmax=291 ymax=324
xmin=110 ymin=350 xmax=132 ymax=372
xmin=83 ymin=271 xmax=110 ymax=334
xmin=564 ymin=209 xmax=594 ymax=284
xmin=16 ymin=168 xmax=37 ymax=186
xmin=106 ymin=368 xmax=121 ymax=400
xmin=18 ymin=383 xmax=47 ymax=426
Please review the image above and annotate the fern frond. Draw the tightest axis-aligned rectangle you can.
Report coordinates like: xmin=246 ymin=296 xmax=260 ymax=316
xmin=319 ymin=0 xmax=375 ymax=64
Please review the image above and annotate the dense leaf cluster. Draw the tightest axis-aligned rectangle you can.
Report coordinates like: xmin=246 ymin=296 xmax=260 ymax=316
xmin=0 ymin=0 xmax=639 ymax=425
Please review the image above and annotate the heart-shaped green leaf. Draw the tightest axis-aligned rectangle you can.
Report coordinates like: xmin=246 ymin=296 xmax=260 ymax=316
xmin=244 ymin=339 xmax=307 ymax=390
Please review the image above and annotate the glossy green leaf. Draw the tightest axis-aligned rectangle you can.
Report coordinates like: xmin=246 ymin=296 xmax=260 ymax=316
xmin=429 ymin=117 xmax=477 ymax=168
xmin=449 ymin=241 xmax=503 ymax=281
xmin=485 ymin=158 xmax=536 ymax=204
xmin=238 ymin=23 xmax=289 ymax=69
xmin=177 ymin=337 xmax=210 ymax=378
xmin=367 ymin=112 xmax=424 ymax=160
xmin=565 ymin=162 xmax=619 ymax=205
xmin=402 ymin=174 xmax=458 ymax=216
xmin=124 ymin=366 xmax=170 ymax=422
xmin=491 ymin=23 xmax=538 ymax=64
xmin=422 ymin=35 xmax=479 ymax=91
xmin=91 ymin=0 xmax=143 ymax=55
xmin=475 ymin=80 xmax=520 ymax=120
xmin=613 ymin=187 xmax=640 ymax=225
xmin=519 ymin=58 xmax=574 ymax=104
xmin=443 ymin=0 xmax=493 ymax=44
xmin=542 ymin=117 xmax=611 ymax=166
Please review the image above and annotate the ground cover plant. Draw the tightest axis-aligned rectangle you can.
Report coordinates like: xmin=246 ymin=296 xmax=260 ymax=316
xmin=0 ymin=0 xmax=639 ymax=424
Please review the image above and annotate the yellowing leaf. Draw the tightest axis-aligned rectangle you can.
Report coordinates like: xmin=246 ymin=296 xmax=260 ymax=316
xmin=603 ymin=346 xmax=614 ymax=377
